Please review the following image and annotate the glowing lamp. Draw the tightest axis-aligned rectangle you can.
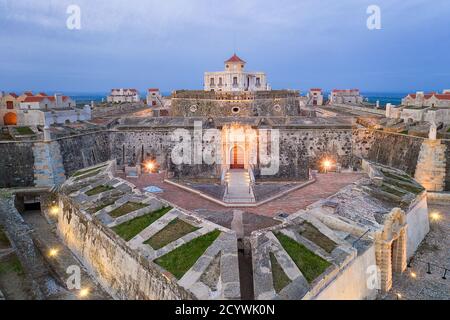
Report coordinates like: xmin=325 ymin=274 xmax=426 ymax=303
xmin=79 ymin=288 xmax=90 ymax=298
xmin=410 ymin=272 xmax=417 ymax=279
xmin=48 ymin=248 xmax=59 ymax=257
xmin=430 ymin=211 xmax=441 ymax=221
xmin=49 ymin=205 xmax=60 ymax=216
xmin=144 ymin=160 xmax=157 ymax=173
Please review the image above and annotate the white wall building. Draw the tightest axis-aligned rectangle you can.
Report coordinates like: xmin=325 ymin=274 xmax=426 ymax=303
xmin=146 ymin=88 xmax=163 ymax=107
xmin=0 ymin=91 xmax=90 ymax=127
xmin=204 ymin=54 xmax=270 ymax=92
xmin=401 ymin=90 xmax=450 ymax=108
xmin=107 ymin=89 xmax=140 ymax=103
xmin=306 ymin=88 xmax=324 ymax=106
xmin=329 ymin=89 xmax=364 ymax=105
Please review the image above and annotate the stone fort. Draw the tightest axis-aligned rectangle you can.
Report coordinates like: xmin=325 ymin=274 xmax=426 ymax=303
xmin=0 ymin=55 xmax=447 ymax=300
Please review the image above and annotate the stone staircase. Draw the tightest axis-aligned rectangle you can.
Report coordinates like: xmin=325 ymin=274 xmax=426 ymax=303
xmin=223 ymin=169 xmax=256 ymax=203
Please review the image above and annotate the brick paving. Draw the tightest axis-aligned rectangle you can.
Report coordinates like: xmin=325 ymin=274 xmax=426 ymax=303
xmin=380 ymin=204 xmax=450 ymax=300
xmin=120 ymin=172 xmax=363 ymax=235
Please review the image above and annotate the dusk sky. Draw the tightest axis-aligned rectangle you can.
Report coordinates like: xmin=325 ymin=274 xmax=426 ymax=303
xmin=0 ymin=0 xmax=449 ymax=94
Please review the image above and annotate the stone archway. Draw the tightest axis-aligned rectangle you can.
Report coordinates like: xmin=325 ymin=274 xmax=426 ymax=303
xmin=375 ymin=208 xmax=407 ymax=292
xmin=3 ymin=112 xmax=17 ymax=125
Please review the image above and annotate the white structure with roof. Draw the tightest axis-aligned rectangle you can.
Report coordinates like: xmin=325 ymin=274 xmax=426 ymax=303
xmin=107 ymin=89 xmax=140 ymax=103
xmin=401 ymin=90 xmax=450 ymax=108
xmin=329 ymin=89 xmax=364 ymax=105
xmin=204 ymin=54 xmax=270 ymax=92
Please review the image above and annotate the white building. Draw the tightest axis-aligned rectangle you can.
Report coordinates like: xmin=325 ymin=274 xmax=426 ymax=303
xmin=204 ymin=54 xmax=270 ymax=92
xmin=146 ymin=88 xmax=163 ymax=107
xmin=306 ymin=88 xmax=324 ymax=106
xmin=107 ymin=89 xmax=140 ymax=103
xmin=329 ymin=89 xmax=364 ymax=105
xmin=0 ymin=91 xmax=90 ymax=127
xmin=401 ymin=90 xmax=450 ymax=108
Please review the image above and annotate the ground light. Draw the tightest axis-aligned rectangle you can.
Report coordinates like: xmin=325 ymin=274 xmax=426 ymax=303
xmin=429 ymin=211 xmax=441 ymax=222
xmin=410 ymin=272 xmax=417 ymax=279
xmin=78 ymin=288 xmax=90 ymax=299
xmin=49 ymin=205 xmax=60 ymax=216
xmin=48 ymin=248 xmax=59 ymax=257
xmin=322 ymin=159 xmax=333 ymax=173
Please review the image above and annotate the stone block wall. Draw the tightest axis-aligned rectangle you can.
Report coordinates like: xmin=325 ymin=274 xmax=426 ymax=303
xmin=57 ymin=195 xmax=194 ymax=300
xmin=353 ymin=129 xmax=424 ymax=176
xmin=442 ymin=139 xmax=450 ymax=191
xmin=414 ymin=140 xmax=447 ymax=191
xmin=0 ymin=142 xmax=35 ymax=188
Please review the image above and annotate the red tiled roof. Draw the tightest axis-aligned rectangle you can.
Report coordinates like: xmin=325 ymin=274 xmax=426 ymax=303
xmin=24 ymin=91 xmax=33 ymax=96
xmin=434 ymin=94 xmax=450 ymax=100
xmin=310 ymin=88 xmax=322 ymax=91
xmin=148 ymin=88 xmax=159 ymax=92
xmin=406 ymin=93 xmax=450 ymax=101
xmin=225 ymin=54 xmax=246 ymax=64
xmin=22 ymin=96 xmax=70 ymax=103
xmin=332 ymin=89 xmax=359 ymax=93
xmin=22 ymin=96 xmax=46 ymax=103
xmin=37 ymin=92 xmax=47 ymax=96
xmin=9 ymin=93 xmax=18 ymax=98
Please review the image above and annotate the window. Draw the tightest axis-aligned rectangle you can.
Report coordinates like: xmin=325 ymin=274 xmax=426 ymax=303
xmin=241 ymin=65 xmax=244 ymax=68
xmin=218 ymin=77 xmax=223 ymax=86
xmin=256 ymin=78 xmax=261 ymax=87
xmin=210 ymin=78 xmax=215 ymax=86
xmin=232 ymin=107 xmax=240 ymax=114
xmin=226 ymin=65 xmax=229 ymax=69
xmin=233 ymin=77 xmax=238 ymax=86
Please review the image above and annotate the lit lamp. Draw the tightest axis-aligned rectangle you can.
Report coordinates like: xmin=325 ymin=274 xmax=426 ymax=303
xmin=143 ymin=160 xmax=156 ymax=173
xmin=78 ymin=288 xmax=90 ymax=299
xmin=48 ymin=248 xmax=59 ymax=258
xmin=430 ymin=211 xmax=441 ymax=222
xmin=49 ymin=205 xmax=60 ymax=216
xmin=322 ymin=159 xmax=333 ymax=173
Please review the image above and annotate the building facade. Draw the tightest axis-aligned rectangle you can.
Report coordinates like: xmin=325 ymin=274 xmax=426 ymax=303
xmin=204 ymin=54 xmax=269 ymax=92
xmin=0 ymin=91 xmax=89 ymax=127
xmin=306 ymin=88 xmax=324 ymax=106
xmin=146 ymin=88 xmax=163 ymax=107
xmin=107 ymin=89 xmax=140 ymax=103
xmin=329 ymin=89 xmax=364 ymax=105
xmin=401 ymin=90 xmax=450 ymax=108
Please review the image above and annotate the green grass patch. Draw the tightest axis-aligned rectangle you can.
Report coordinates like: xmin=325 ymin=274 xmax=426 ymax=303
xmin=72 ymin=165 xmax=106 ymax=177
xmin=15 ymin=127 xmax=34 ymax=135
xmin=109 ymin=202 xmax=149 ymax=218
xmin=299 ymin=222 xmax=337 ymax=254
xmin=275 ymin=232 xmax=331 ymax=284
xmin=145 ymin=218 xmax=199 ymax=250
xmin=270 ymin=252 xmax=291 ymax=293
xmin=0 ymin=255 xmax=24 ymax=276
xmin=155 ymin=230 xmax=221 ymax=279
xmin=112 ymin=207 xmax=172 ymax=241
xmin=85 ymin=185 xmax=114 ymax=196
xmin=0 ymin=227 xmax=11 ymax=249
xmin=74 ymin=170 xmax=102 ymax=181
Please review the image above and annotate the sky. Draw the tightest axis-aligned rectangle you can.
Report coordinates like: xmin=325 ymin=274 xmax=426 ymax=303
xmin=0 ymin=0 xmax=449 ymax=94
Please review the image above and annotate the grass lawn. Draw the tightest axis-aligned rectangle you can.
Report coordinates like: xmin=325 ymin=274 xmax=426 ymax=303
xmin=109 ymin=202 xmax=149 ymax=218
xmin=299 ymin=222 xmax=337 ymax=254
xmin=112 ymin=207 xmax=173 ymax=241
xmin=275 ymin=232 xmax=331 ymax=284
xmin=72 ymin=165 xmax=106 ymax=177
xmin=15 ymin=127 xmax=34 ymax=135
xmin=145 ymin=218 xmax=199 ymax=250
xmin=155 ymin=229 xmax=221 ymax=279
xmin=0 ymin=255 xmax=24 ymax=276
xmin=270 ymin=252 xmax=291 ymax=293
xmin=85 ymin=185 xmax=114 ymax=196
xmin=0 ymin=228 xmax=11 ymax=249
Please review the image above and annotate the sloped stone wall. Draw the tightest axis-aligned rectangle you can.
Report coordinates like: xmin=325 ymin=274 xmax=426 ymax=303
xmin=57 ymin=195 xmax=194 ymax=300
xmin=353 ymin=129 xmax=424 ymax=176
